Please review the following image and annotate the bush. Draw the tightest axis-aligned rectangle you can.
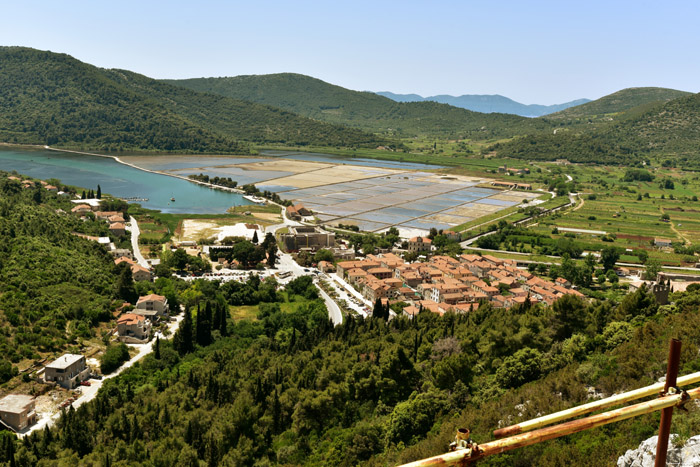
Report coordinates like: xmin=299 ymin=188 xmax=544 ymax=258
xmin=100 ymin=343 xmax=130 ymax=374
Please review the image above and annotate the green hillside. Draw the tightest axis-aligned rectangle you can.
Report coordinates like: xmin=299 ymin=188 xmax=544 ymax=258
xmin=7 ymin=280 xmax=700 ymax=466
xmin=0 ymin=173 xmax=121 ymax=378
xmin=0 ymin=47 xmax=388 ymax=153
xmin=491 ymin=91 xmax=700 ymax=165
xmin=165 ymin=73 xmax=550 ymax=139
xmin=547 ymin=87 xmax=691 ymax=121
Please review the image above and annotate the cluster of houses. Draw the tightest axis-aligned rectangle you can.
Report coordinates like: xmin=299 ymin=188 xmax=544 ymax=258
xmin=71 ymin=202 xmax=127 ymax=237
xmin=114 ymin=293 xmax=169 ymax=343
xmin=6 ymin=175 xmax=63 ymax=193
xmin=0 ymin=293 xmax=171 ymax=433
xmin=0 ymin=353 xmax=91 ymax=432
xmin=335 ymin=246 xmax=583 ymax=317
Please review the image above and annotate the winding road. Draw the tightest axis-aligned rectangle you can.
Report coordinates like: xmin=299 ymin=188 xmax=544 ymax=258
xmin=129 ymin=216 xmax=149 ymax=267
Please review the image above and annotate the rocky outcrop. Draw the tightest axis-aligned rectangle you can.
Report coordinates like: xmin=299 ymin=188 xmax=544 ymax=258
xmin=618 ymin=435 xmax=700 ymax=466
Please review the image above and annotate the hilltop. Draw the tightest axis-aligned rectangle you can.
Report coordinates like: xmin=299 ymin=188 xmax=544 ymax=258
xmin=547 ymin=86 xmax=691 ymax=121
xmin=491 ymin=90 xmax=700 ymax=164
xmin=165 ymin=73 xmax=550 ymax=139
xmin=377 ymin=91 xmax=590 ymax=117
xmin=0 ymin=47 xmax=388 ymax=153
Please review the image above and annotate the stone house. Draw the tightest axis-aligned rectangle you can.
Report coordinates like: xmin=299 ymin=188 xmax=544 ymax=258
xmin=44 ymin=354 xmax=90 ymax=389
xmin=0 ymin=394 xmax=36 ymax=432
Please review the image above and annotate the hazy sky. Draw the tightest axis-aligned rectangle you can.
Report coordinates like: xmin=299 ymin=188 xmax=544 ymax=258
xmin=2 ymin=0 xmax=698 ymax=104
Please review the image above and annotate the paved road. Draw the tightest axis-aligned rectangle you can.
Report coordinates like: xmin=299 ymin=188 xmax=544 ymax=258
xmin=20 ymin=313 xmax=183 ymax=438
xmin=315 ymin=281 xmax=343 ymax=325
xmin=129 ymin=216 xmax=149 ymax=267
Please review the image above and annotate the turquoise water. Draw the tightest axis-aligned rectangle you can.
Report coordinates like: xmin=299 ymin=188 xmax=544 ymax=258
xmin=0 ymin=148 xmax=252 ymax=214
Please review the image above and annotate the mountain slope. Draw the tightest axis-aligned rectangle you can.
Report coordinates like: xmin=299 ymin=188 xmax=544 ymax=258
xmin=547 ymin=87 xmax=691 ymax=120
xmin=491 ymin=91 xmax=700 ymax=164
xmin=165 ymin=73 xmax=550 ymax=139
xmin=0 ymin=47 xmax=388 ymax=152
xmin=377 ymin=91 xmax=590 ymax=117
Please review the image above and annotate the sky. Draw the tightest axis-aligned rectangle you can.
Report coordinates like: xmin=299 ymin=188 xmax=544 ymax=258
xmin=1 ymin=0 xmax=698 ymax=104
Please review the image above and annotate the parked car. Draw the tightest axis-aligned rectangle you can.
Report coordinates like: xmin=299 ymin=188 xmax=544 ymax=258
xmin=80 ymin=381 xmax=91 ymax=386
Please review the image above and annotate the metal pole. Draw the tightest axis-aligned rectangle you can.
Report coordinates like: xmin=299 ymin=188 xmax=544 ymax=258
xmin=494 ymin=369 xmax=700 ymax=438
xmin=399 ymin=385 xmax=699 ymax=467
xmin=655 ymin=338 xmax=682 ymax=467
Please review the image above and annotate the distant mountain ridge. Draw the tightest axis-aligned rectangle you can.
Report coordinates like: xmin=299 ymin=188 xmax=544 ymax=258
xmin=376 ymin=91 xmax=590 ymax=117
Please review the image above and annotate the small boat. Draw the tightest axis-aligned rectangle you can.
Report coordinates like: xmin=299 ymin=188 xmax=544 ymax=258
xmin=170 ymin=197 xmax=175 ymax=202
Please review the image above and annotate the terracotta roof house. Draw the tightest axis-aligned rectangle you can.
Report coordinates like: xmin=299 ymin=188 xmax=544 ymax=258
xmin=131 ymin=264 xmax=153 ymax=282
xmin=109 ymin=222 xmax=126 ymax=236
xmin=117 ymin=313 xmax=151 ymax=343
xmin=71 ymin=204 xmax=92 ymax=214
xmin=134 ymin=294 xmax=169 ymax=316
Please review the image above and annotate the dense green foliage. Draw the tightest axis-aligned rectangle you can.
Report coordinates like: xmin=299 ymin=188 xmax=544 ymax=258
xmin=0 ymin=47 xmax=388 ymax=152
xmin=0 ymin=173 xmax=122 ymax=368
xmin=5 ymin=272 xmax=698 ymax=466
xmin=100 ymin=343 xmax=130 ymax=374
xmin=547 ymin=87 xmax=691 ymax=121
xmin=491 ymin=91 xmax=700 ymax=165
xmin=165 ymin=73 xmax=550 ymax=139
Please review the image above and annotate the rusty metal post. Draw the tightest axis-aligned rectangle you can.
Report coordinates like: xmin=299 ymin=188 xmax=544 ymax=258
xmin=655 ymin=338 xmax=682 ymax=467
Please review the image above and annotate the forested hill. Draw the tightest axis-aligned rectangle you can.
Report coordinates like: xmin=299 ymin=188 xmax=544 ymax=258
xmin=7 ymin=278 xmax=700 ymax=466
xmin=377 ymin=91 xmax=590 ymax=117
xmin=491 ymin=91 xmax=700 ymax=165
xmin=165 ymin=73 xmax=551 ymax=139
xmin=0 ymin=47 xmax=389 ymax=152
xmin=546 ymin=87 xmax=692 ymax=121
xmin=0 ymin=173 xmax=121 ymax=382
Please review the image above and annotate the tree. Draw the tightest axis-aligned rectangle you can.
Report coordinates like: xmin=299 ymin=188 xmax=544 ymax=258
xmin=154 ymin=336 xmax=160 ymax=360
xmin=174 ymin=307 xmax=194 ymax=355
xmin=115 ymin=263 xmax=137 ymax=303
xmin=643 ymin=258 xmax=662 ymax=280
xmin=600 ymin=246 xmax=620 ymax=271
xmin=96 ymin=184 xmax=102 ymax=199
xmin=252 ymin=230 xmax=259 ymax=244
xmin=101 ymin=343 xmax=130 ymax=374
xmin=496 ymin=347 xmax=543 ymax=388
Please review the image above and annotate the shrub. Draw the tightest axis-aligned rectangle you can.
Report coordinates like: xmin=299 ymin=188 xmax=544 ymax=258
xmin=100 ymin=343 xmax=130 ymax=374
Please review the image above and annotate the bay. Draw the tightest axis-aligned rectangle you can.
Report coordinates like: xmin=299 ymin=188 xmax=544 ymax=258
xmin=0 ymin=148 xmax=253 ymax=214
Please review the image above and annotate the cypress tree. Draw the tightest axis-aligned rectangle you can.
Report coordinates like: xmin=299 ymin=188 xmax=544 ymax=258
xmin=219 ymin=303 xmax=228 ymax=336
xmin=154 ymin=336 xmax=160 ymax=359
xmin=96 ymin=185 xmax=102 ymax=199
xmin=252 ymin=230 xmax=259 ymax=244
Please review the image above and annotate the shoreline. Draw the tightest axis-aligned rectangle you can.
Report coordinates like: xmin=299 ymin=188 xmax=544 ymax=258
xmin=40 ymin=146 xmax=253 ymax=198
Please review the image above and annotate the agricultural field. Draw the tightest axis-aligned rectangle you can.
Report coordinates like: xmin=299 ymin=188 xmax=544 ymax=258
xmin=517 ymin=164 xmax=700 ymax=266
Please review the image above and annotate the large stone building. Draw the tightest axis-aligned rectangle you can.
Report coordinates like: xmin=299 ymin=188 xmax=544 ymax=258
xmin=44 ymin=354 xmax=90 ymax=389
xmin=0 ymin=394 xmax=36 ymax=432
xmin=280 ymin=226 xmax=335 ymax=252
